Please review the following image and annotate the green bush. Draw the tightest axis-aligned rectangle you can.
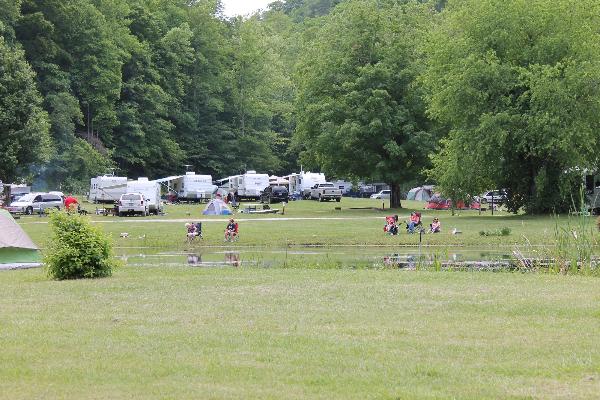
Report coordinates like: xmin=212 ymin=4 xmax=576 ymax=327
xmin=44 ymin=211 xmax=118 ymax=279
xmin=479 ymin=227 xmax=511 ymax=237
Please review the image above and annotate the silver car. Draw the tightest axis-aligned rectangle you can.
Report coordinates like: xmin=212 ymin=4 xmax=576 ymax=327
xmin=370 ymin=190 xmax=391 ymax=199
xmin=118 ymin=193 xmax=148 ymax=217
xmin=7 ymin=192 xmax=64 ymax=215
xmin=480 ymin=190 xmax=507 ymax=204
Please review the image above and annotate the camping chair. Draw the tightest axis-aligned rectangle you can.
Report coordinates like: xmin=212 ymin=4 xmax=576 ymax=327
xmin=384 ymin=215 xmax=399 ymax=235
xmin=406 ymin=212 xmax=423 ymax=233
xmin=225 ymin=222 xmax=239 ymax=242
xmin=186 ymin=223 xmax=201 ymax=243
xmin=194 ymin=222 xmax=203 ymax=239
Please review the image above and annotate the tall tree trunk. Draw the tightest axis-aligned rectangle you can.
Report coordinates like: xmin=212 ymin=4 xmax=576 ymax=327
xmin=390 ymin=182 xmax=402 ymax=209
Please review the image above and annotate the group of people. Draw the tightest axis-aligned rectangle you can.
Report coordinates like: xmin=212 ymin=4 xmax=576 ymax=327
xmin=185 ymin=219 xmax=239 ymax=243
xmin=384 ymin=212 xmax=441 ymax=235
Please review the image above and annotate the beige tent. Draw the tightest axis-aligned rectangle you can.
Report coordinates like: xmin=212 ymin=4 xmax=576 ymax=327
xmin=0 ymin=209 xmax=40 ymax=265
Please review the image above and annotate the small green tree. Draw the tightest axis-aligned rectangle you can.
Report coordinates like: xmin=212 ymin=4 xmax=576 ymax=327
xmin=44 ymin=212 xmax=117 ymax=280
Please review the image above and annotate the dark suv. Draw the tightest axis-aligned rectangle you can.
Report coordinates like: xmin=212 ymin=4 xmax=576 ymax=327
xmin=260 ymin=186 xmax=289 ymax=204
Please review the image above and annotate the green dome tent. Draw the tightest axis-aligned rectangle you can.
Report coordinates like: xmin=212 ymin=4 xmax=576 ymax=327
xmin=0 ymin=209 xmax=40 ymax=267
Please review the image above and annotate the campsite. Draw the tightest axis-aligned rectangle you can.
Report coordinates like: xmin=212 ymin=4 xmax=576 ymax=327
xmin=2 ymin=197 xmax=600 ymax=399
xmin=3 ymin=0 xmax=600 ymax=398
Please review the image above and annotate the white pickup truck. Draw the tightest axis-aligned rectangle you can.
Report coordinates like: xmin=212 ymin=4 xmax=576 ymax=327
xmin=310 ymin=183 xmax=342 ymax=202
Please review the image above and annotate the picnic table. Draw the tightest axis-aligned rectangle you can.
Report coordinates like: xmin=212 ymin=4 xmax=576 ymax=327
xmin=239 ymin=203 xmax=279 ymax=214
xmin=95 ymin=206 xmax=117 ymax=216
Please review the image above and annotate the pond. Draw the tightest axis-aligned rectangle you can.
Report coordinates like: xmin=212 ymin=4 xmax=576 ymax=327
xmin=115 ymin=245 xmax=525 ymax=270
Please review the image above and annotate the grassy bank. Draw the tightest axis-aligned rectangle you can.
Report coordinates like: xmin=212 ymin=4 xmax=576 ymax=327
xmin=16 ymin=198 xmax=599 ymax=250
xmin=1 ymin=267 xmax=599 ymax=399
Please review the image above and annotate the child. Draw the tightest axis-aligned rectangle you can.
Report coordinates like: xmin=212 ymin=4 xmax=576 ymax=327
xmin=384 ymin=215 xmax=399 ymax=235
xmin=186 ymin=223 xmax=197 ymax=243
xmin=430 ymin=217 xmax=441 ymax=233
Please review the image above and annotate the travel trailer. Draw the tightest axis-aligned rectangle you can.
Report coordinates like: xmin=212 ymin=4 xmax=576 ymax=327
xmin=286 ymin=172 xmax=326 ymax=199
xmin=219 ymin=171 xmax=269 ymax=200
xmin=172 ymin=172 xmax=215 ymax=202
xmin=89 ymin=175 xmax=127 ymax=203
xmin=126 ymin=178 xmax=162 ymax=214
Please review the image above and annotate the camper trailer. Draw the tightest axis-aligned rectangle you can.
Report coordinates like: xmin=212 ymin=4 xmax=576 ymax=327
xmin=286 ymin=172 xmax=326 ymax=199
xmin=127 ymin=178 xmax=162 ymax=214
xmin=172 ymin=172 xmax=215 ymax=202
xmin=89 ymin=175 xmax=128 ymax=203
xmin=220 ymin=171 xmax=269 ymax=200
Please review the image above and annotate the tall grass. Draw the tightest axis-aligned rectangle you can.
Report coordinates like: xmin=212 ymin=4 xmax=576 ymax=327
xmin=513 ymin=188 xmax=599 ymax=276
xmin=551 ymin=211 xmax=597 ymax=275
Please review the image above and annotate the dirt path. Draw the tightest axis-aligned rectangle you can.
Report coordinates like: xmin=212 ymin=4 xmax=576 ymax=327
xmin=18 ymin=215 xmax=401 ymax=225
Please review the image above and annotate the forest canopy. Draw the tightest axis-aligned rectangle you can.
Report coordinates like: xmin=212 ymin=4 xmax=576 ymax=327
xmin=1 ymin=0 xmax=598 ymax=212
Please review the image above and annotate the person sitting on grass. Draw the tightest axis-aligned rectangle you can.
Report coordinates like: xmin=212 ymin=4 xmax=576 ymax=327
xmin=406 ymin=212 xmax=421 ymax=233
xmin=224 ymin=219 xmax=239 ymax=242
xmin=429 ymin=217 xmax=441 ymax=233
xmin=384 ymin=215 xmax=399 ymax=235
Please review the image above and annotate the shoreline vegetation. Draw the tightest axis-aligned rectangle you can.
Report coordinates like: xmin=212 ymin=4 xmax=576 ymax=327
xmin=15 ymin=198 xmax=600 ymax=276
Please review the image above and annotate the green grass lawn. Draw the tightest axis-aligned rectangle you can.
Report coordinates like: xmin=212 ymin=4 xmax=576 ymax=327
xmin=16 ymin=198 xmax=600 ymax=252
xmin=1 ymin=267 xmax=599 ymax=399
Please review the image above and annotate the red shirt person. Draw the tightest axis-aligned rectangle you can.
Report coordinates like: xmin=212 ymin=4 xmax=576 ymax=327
xmin=64 ymin=196 xmax=79 ymax=211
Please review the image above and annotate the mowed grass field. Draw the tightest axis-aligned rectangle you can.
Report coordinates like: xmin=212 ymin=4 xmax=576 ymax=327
xmin=16 ymin=197 xmax=600 ymax=251
xmin=5 ymin=198 xmax=600 ymax=399
xmin=1 ymin=268 xmax=599 ymax=399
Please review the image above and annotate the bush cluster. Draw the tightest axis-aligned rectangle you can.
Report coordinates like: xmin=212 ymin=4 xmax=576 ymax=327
xmin=479 ymin=227 xmax=512 ymax=237
xmin=44 ymin=212 xmax=117 ymax=280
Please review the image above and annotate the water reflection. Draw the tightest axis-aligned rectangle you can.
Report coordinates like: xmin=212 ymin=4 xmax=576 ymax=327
xmin=225 ymin=252 xmax=240 ymax=267
xmin=187 ymin=254 xmax=201 ymax=266
xmin=116 ymin=246 xmax=534 ymax=270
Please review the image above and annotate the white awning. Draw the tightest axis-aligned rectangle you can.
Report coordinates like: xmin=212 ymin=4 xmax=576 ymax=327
xmin=153 ymin=175 xmax=183 ymax=183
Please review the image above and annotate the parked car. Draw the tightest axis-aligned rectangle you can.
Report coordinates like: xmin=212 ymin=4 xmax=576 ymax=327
xmin=117 ymin=193 xmax=148 ymax=216
xmin=260 ymin=186 xmax=289 ymax=204
xmin=480 ymin=190 xmax=507 ymax=204
xmin=309 ymin=183 xmax=342 ymax=202
xmin=370 ymin=190 xmax=391 ymax=199
xmin=6 ymin=192 xmax=64 ymax=215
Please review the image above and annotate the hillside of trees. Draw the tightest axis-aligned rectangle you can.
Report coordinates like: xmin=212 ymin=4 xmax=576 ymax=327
xmin=1 ymin=0 xmax=599 ymax=212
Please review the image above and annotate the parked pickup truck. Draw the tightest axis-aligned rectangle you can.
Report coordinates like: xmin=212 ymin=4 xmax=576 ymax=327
xmin=310 ymin=183 xmax=342 ymax=202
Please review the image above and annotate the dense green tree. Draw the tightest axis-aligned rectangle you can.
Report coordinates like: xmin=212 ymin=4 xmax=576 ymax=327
xmin=222 ymin=16 xmax=294 ymax=174
xmin=0 ymin=0 xmax=22 ymax=43
xmin=422 ymin=0 xmax=600 ymax=213
xmin=295 ymin=0 xmax=435 ymax=207
xmin=15 ymin=0 xmax=123 ymax=188
xmin=0 ymin=36 xmax=51 ymax=182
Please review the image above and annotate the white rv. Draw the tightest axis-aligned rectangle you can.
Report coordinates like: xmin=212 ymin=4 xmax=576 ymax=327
xmin=127 ymin=178 xmax=162 ymax=214
xmin=286 ymin=171 xmax=326 ymax=199
xmin=89 ymin=175 xmax=127 ymax=203
xmin=222 ymin=171 xmax=269 ymax=200
xmin=172 ymin=172 xmax=216 ymax=202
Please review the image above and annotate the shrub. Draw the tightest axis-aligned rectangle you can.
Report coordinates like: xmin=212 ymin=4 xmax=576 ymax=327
xmin=44 ymin=211 xmax=118 ymax=279
xmin=479 ymin=227 xmax=511 ymax=237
